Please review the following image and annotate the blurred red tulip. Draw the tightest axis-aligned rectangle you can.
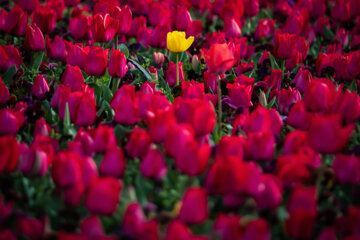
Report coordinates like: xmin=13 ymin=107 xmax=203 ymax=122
xmin=84 ymin=46 xmax=109 ymax=76
xmin=332 ymin=154 xmax=360 ymax=185
xmin=61 ymin=65 xmax=85 ymax=91
xmin=308 ymin=114 xmax=354 ymax=154
xmin=100 ymin=147 xmax=126 ymax=178
xmin=179 ymin=187 xmax=208 ymax=224
xmin=25 ymin=24 xmax=45 ymax=51
xmin=92 ymin=13 xmax=119 ymax=42
xmin=126 ymin=127 xmax=152 ymax=159
xmin=0 ymin=135 xmax=19 ymax=172
xmin=140 ymin=148 xmax=167 ymax=179
xmin=31 ymin=6 xmax=57 ymax=34
xmin=3 ymin=5 xmax=28 ymax=36
xmin=0 ymin=77 xmax=9 ymax=105
xmin=166 ymin=61 xmax=185 ymax=87
xmin=85 ymin=177 xmax=122 ymax=215
xmin=32 ymin=74 xmax=49 ymax=99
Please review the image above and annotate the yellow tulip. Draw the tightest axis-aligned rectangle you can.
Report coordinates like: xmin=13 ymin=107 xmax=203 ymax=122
xmin=167 ymin=31 xmax=194 ymax=53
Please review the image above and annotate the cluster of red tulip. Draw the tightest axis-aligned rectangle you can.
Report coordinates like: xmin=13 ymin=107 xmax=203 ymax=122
xmin=1 ymin=0 xmax=360 ymax=239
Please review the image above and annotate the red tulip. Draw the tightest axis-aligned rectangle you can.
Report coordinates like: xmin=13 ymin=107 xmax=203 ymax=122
xmin=277 ymin=87 xmax=301 ymax=114
xmin=332 ymin=154 xmax=360 ymax=185
xmin=213 ymin=214 xmax=242 ymax=240
xmin=65 ymin=91 xmax=97 ymax=126
xmin=121 ymin=202 xmax=145 ymax=238
xmin=85 ymin=177 xmax=122 ymax=215
xmin=16 ymin=216 xmax=44 ymax=240
xmin=46 ymin=36 xmax=71 ymax=62
xmin=181 ymin=80 xmax=205 ymax=100
xmin=0 ymin=135 xmax=19 ymax=173
xmin=204 ymin=43 xmax=237 ymax=74
xmin=274 ymin=33 xmax=309 ymax=60
xmin=304 ymin=79 xmax=335 ymax=113
xmin=0 ymin=77 xmax=9 ymax=106
xmin=34 ymin=117 xmax=51 ymax=136
xmin=92 ymin=125 xmax=117 ymax=153
xmin=255 ymin=19 xmax=275 ymax=40
xmin=254 ymin=174 xmax=282 ymax=210
xmin=282 ymin=10 xmax=308 ymax=35
xmin=126 ymin=127 xmax=152 ymax=159
xmin=245 ymin=131 xmax=275 ymax=161
xmin=18 ymin=143 xmax=50 ymax=176
xmin=223 ymin=18 xmax=241 ymax=39
xmin=64 ymin=0 xmax=80 ymax=7
xmin=286 ymin=186 xmax=317 ymax=239
xmin=80 ymin=216 xmax=105 ymax=239
xmin=67 ymin=44 xmax=89 ymax=69
xmin=148 ymin=108 xmax=177 ymax=143
xmin=179 ymin=187 xmax=208 ymax=224
xmin=109 ymin=5 xmax=133 ymax=34
xmin=14 ymin=0 xmax=40 ymax=12
xmin=111 ymin=85 xmax=139 ymax=125
xmin=50 ymin=83 xmax=72 ymax=109
xmin=175 ymin=6 xmax=192 ymax=31
xmin=99 ymin=147 xmax=126 ymax=178
xmin=175 ymin=140 xmax=211 ymax=176
xmin=175 ymin=98 xmax=216 ymax=136
xmin=25 ymin=24 xmax=45 ymax=51
xmin=3 ymin=5 xmax=28 ymax=36
xmin=292 ymin=67 xmax=312 ymax=93
xmin=46 ymin=0 xmax=65 ymax=21
xmin=74 ymin=128 xmax=95 ymax=156
xmin=92 ymin=13 xmax=119 ymax=42
xmin=153 ymin=52 xmax=165 ymax=65
xmin=165 ymin=221 xmax=193 ymax=240
xmin=166 ymin=61 xmax=185 ymax=87
xmin=52 ymin=151 xmax=83 ymax=188
xmin=0 ymin=108 xmax=23 ymax=135
xmin=32 ymin=75 xmax=49 ymax=99
xmin=206 ymin=156 xmax=262 ymax=196
xmin=308 ymin=114 xmax=354 ymax=154
xmin=108 ymin=49 xmax=128 ymax=78
xmin=332 ymin=87 xmax=360 ymax=123
xmin=84 ymin=46 xmax=109 ymax=76
xmin=31 ymin=6 xmax=56 ymax=34
xmin=140 ymin=148 xmax=167 ymax=179
xmin=287 ymin=101 xmax=312 ymax=130
xmin=227 ymin=82 xmax=253 ymax=108
xmin=69 ymin=15 xmax=91 ymax=40
xmin=61 ymin=65 xmax=84 ymax=91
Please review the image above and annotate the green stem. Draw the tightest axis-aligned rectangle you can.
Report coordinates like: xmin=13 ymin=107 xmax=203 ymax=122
xmin=115 ymin=34 xmax=118 ymax=50
xmin=217 ymin=74 xmax=222 ymax=139
xmin=176 ymin=53 xmax=179 ymax=86
xmin=112 ymin=77 xmax=120 ymax=94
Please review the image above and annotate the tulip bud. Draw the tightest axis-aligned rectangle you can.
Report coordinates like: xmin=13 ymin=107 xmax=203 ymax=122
xmin=191 ymin=55 xmax=200 ymax=71
xmin=126 ymin=127 xmax=152 ymax=159
xmin=259 ymin=91 xmax=267 ymax=107
xmin=0 ymin=135 xmax=19 ymax=172
xmin=153 ymin=52 xmax=165 ymax=65
xmin=0 ymin=108 xmax=22 ymax=135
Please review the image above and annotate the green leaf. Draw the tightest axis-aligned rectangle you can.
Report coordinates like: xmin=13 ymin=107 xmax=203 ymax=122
xmin=118 ymin=44 xmax=130 ymax=58
xmin=64 ymin=102 xmax=71 ymax=134
xmin=128 ymin=58 xmax=153 ymax=81
xmin=2 ymin=65 xmax=17 ymax=87
xmin=168 ymin=51 xmax=188 ymax=63
xmin=268 ymin=53 xmax=280 ymax=70
xmin=324 ymin=26 xmax=335 ymax=39
xmin=32 ymin=51 xmax=44 ymax=72
xmin=348 ymin=80 xmax=358 ymax=92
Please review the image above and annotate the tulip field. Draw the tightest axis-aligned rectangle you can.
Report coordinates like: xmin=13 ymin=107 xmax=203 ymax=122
xmin=2 ymin=0 xmax=360 ymax=239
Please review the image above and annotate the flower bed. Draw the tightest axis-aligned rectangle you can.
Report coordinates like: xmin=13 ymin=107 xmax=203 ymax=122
xmin=1 ymin=0 xmax=360 ymax=239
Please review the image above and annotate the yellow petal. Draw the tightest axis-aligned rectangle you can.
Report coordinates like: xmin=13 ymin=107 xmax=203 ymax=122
xmin=167 ymin=31 xmax=194 ymax=53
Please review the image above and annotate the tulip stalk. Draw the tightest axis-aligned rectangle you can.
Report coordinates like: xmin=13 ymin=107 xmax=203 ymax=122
xmin=217 ymin=74 xmax=222 ymax=139
xmin=176 ymin=53 xmax=179 ymax=86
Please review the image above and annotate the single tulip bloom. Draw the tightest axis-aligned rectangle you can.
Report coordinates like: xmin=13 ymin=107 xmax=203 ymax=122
xmin=167 ymin=31 xmax=194 ymax=53
xmin=204 ymin=43 xmax=237 ymax=74
xmin=108 ymin=49 xmax=128 ymax=78
xmin=25 ymin=24 xmax=45 ymax=51
xmin=32 ymin=74 xmax=50 ymax=99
